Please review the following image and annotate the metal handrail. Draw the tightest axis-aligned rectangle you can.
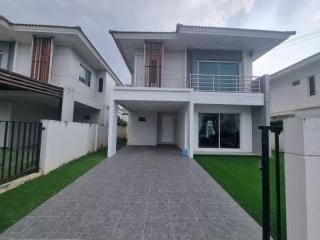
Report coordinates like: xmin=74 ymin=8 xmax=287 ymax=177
xmin=188 ymin=74 xmax=262 ymax=93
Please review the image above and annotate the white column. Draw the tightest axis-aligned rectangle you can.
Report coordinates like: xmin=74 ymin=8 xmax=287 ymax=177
xmin=107 ymin=99 xmax=117 ymax=157
xmin=284 ymin=117 xmax=320 ymax=240
xmin=61 ymin=88 xmax=74 ymax=122
xmin=188 ymin=101 xmax=194 ymax=158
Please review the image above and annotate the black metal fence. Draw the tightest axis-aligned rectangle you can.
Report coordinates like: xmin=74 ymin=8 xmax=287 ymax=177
xmin=0 ymin=121 xmax=42 ymax=184
xmin=259 ymin=125 xmax=283 ymax=240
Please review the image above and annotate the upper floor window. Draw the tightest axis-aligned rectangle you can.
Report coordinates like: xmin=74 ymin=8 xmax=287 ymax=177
xmin=79 ymin=64 xmax=91 ymax=87
xmin=98 ymin=77 xmax=103 ymax=92
xmin=145 ymin=42 xmax=163 ymax=87
xmin=308 ymin=75 xmax=316 ymax=96
xmin=198 ymin=61 xmax=239 ymax=92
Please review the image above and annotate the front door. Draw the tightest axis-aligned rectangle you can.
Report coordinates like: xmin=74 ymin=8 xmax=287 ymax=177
xmin=159 ymin=114 xmax=175 ymax=144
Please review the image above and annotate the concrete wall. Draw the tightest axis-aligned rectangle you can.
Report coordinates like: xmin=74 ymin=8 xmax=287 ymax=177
xmin=162 ymin=50 xmax=185 ymax=88
xmin=193 ymin=104 xmax=253 ymax=153
xmin=176 ymin=106 xmax=187 ymax=149
xmin=271 ymin=60 xmax=320 ymax=116
xmin=51 ymin=46 xmax=108 ymax=123
xmin=251 ymin=75 xmax=270 ymax=155
xmin=133 ymin=49 xmax=185 ymax=88
xmin=127 ymin=111 xmax=157 ymax=145
xmin=284 ymin=117 xmax=320 ymax=240
xmin=13 ymin=43 xmax=32 ymax=76
xmin=40 ymin=120 xmax=107 ymax=174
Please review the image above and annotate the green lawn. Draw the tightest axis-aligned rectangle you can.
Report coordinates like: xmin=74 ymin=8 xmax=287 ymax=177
xmin=195 ymin=153 xmax=286 ymax=240
xmin=0 ymin=140 xmax=127 ymax=233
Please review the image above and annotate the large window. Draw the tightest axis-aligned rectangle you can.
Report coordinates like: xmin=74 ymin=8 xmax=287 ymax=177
xmin=198 ymin=61 xmax=239 ymax=92
xmin=199 ymin=113 xmax=240 ymax=149
xmin=308 ymin=75 xmax=316 ymax=96
xmin=79 ymin=64 xmax=91 ymax=87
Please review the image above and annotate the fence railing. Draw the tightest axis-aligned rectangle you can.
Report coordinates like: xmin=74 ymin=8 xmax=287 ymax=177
xmin=187 ymin=74 xmax=262 ymax=93
xmin=0 ymin=121 xmax=42 ymax=184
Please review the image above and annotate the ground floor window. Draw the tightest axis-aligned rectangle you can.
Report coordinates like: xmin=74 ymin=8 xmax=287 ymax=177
xmin=199 ymin=113 xmax=240 ymax=149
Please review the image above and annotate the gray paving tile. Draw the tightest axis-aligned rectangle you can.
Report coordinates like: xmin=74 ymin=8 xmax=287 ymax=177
xmin=0 ymin=146 xmax=261 ymax=240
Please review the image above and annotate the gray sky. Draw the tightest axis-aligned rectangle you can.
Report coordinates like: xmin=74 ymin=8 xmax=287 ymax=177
xmin=1 ymin=0 xmax=319 ymax=83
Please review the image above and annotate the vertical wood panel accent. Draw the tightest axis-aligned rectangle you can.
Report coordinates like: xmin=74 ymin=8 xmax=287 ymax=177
xmin=31 ymin=37 xmax=52 ymax=82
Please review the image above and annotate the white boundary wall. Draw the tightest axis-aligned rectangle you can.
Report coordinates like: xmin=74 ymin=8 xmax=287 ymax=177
xmin=284 ymin=117 xmax=320 ymax=240
xmin=40 ymin=120 xmax=107 ymax=174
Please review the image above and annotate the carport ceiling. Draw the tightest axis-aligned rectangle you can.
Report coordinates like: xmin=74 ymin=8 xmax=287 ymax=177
xmin=118 ymin=100 xmax=185 ymax=112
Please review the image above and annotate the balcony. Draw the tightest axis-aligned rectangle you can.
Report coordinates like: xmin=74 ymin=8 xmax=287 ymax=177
xmin=187 ymin=74 xmax=262 ymax=93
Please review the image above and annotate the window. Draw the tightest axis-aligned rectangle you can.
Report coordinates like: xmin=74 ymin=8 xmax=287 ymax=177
xmin=308 ymin=75 xmax=316 ymax=96
xmin=199 ymin=113 xmax=240 ymax=149
xmin=198 ymin=61 xmax=239 ymax=92
xmin=145 ymin=42 xmax=163 ymax=87
xmin=98 ymin=77 xmax=103 ymax=92
xmin=79 ymin=64 xmax=91 ymax=87
xmin=292 ymin=80 xmax=300 ymax=86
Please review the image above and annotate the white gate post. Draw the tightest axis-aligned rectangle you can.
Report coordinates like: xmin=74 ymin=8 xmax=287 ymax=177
xmin=283 ymin=117 xmax=320 ymax=240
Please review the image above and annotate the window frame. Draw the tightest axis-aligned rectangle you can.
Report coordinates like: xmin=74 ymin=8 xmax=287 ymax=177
xmin=198 ymin=112 xmax=240 ymax=149
xmin=98 ymin=77 xmax=103 ymax=92
xmin=308 ymin=75 xmax=316 ymax=96
xmin=79 ymin=64 xmax=91 ymax=87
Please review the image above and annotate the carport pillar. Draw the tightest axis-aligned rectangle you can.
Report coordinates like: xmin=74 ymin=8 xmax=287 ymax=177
xmin=107 ymin=99 xmax=117 ymax=157
xmin=188 ymin=102 xmax=194 ymax=158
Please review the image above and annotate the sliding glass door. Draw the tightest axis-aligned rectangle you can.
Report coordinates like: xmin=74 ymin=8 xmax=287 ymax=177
xmin=198 ymin=113 xmax=240 ymax=149
xmin=198 ymin=61 xmax=239 ymax=92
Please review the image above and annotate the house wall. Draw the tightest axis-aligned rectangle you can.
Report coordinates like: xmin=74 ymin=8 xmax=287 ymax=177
xmin=193 ymin=104 xmax=253 ymax=153
xmin=133 ymin=48 xmax=253 ymax=88
xmin=13 ymin=43 xmax=32 ymax=76
xmin=51 ymin=45 xmax=108 ymax=123
xmin=127 ymin=111 xmax=158 ymax=145
xmin=133 ymin=49 xmax=185 ymax=88
xmin=271 ymin=60 xmax=320 ymax=117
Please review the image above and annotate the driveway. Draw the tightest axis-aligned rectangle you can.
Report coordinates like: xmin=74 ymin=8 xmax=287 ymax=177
xmin=1 ymin=146 xmax=261 ymax=240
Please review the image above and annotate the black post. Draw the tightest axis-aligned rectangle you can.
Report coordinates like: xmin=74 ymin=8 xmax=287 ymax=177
xmin=8 ymin=122 xmax=15 ymax=177
xmin=14 ymin=122 xmax=21 ymax=175
xmin=35 ymin=123 xmax=43 ymax=171
xmin=275 ymin=130 xmax=281 ymax=240
xmin=259 ymin=126 xmax=270 ymax=240
xmin=20 ymin=122 xmax=27 ymax=174
xmin=1 ymin=121 xmax=8 ymax=180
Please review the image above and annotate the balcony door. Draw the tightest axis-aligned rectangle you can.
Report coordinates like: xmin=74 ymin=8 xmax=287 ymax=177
xmin=198 ymin=61 xmax=239 ymax=92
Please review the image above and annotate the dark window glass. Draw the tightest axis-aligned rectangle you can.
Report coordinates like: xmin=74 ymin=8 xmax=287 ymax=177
xmin=292 ymin=80 xmax=300 ymax=86
xmin=98 ymin=78 xmax=103 ymax=92
xmin=220 ymin=114 xmax=240 ymax=148
xmin=309 ymin=75 xmax=316 ymax=96
xmin=198 ymin=113 xmax=219 ymax=148
xmin=79 ymin=64 xmax=91 ymax=87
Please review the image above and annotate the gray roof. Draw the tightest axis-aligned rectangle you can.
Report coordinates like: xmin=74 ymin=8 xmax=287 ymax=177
xmin=109 ymin=23 xmax=296 ymax=35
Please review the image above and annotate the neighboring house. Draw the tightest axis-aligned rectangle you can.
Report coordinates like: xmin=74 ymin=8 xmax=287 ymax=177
xmin=0 ymin=15 xmax=122 ymax=125
xmin=107 ymin=24 xmax=295 ymax=157
xmin=271 ymin=52 xmax=320 ymax=121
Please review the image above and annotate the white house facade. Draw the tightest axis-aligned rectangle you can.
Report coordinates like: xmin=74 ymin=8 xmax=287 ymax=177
xmin=107 ymin=24 xmax=295 ymax=157
xmin=0 ymin=15 xmax=122 ymax=125
xmin=271 ymin=52 xmax=320 ymax=121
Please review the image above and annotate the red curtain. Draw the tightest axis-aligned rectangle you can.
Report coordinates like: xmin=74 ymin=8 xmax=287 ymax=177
xmin=145 ymin=42 xmax=162 ymax=87
xmin=31 ymin=37 xmax=52 ymax=82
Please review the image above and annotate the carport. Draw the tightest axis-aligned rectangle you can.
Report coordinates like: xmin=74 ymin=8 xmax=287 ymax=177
xmin=107 ymin=87 xmax=193 ymax=157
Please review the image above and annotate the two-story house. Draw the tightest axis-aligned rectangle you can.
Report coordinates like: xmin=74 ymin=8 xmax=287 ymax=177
xmin=107 ymin=24 xmax=294 ymax=158
xmin=0 ymin=15 xmax=122 ymax=125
